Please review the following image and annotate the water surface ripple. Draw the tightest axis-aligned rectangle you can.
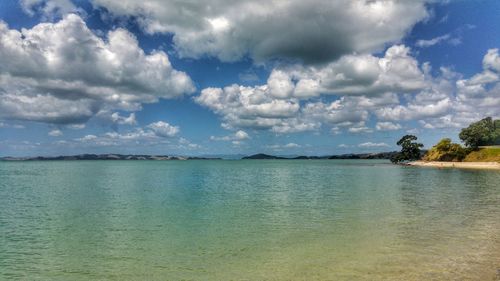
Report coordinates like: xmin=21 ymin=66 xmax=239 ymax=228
xmin=0 ymin=160 xmax=499 ymax=280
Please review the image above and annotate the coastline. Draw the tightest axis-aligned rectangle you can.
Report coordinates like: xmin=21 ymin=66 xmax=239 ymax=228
xmin=408 ymin=161 xmax=500 ymax=170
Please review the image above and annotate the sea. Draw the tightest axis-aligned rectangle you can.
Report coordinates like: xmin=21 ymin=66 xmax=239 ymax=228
xmin=1 ymin=159 xmax=499 ymax=280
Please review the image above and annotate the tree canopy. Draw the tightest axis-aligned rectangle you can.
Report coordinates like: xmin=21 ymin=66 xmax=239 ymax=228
xmin=459 ymin=117 xmax=500 ymax=148
xmin=391 ymin=135 xmax=424 ymax=163
xmin=423 ymin=138 xmax=467 ymax=162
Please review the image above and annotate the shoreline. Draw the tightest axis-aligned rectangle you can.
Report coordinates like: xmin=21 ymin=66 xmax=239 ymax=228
xmin=408 ymin=161 xmax=500 ymax=170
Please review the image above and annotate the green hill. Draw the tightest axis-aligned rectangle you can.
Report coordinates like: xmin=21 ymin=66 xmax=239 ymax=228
xmin=463 ymin=147 xmax=500 ymax=162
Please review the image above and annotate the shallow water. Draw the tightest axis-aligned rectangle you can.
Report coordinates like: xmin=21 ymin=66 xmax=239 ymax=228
xmin=0 ymin=160 xmax=499 ymax=280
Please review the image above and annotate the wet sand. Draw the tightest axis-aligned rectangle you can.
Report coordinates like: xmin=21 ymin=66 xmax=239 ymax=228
xmin=408 ymin=161 xmax=500 ymax=170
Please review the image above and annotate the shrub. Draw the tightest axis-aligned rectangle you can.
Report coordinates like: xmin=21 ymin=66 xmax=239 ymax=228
xmin=423 ymin=138 xmax=467 ymax=162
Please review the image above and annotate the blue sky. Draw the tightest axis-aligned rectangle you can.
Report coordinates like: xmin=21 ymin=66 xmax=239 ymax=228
xmin=0 ymin=0 xmax=499 ymax=157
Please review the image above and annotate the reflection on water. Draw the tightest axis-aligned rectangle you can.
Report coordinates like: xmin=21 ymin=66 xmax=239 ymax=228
xmin=0 ymin=160 xmax=499 ymax=280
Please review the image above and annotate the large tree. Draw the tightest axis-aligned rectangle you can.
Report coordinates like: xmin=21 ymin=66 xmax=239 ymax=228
xmin=459 ymin=117 xmax=500 ymax=148
xmin=391 ymin=135 xmax=424 ymax=163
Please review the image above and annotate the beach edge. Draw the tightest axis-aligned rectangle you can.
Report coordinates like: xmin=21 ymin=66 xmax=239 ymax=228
xmin=408 ymin=161 xmax=500 ymax=170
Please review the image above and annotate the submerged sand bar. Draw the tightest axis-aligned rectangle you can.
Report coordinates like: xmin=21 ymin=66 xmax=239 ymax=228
xmin=409 ymin=161 xmax=500 ymax=170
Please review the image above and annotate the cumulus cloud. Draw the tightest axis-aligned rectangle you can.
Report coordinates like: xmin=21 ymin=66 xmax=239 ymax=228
xmin=358 ymin=142 xmax=389 ymax=148
xmin=283 ymin=45 xmax=426 ymax=98
xmin=196 ymin=45 xmax=426 ymax=134
xmin=147 ymin=121 xmax=180 ymax=138
xmin=0 ymin=14 xmax=194 ymax=125
xmin=211 ymin=130 xmax=249 ymax=141
xmin=90 ymin=0 xmax=429 ymax=63
xmin=374 ymin=50 xmax=500 ymax=129
xmin=483 ymin=49 xmax=500 ymax=72
xmin=376 ymin=122 xmax=402 ymax=131
xmin=111 ymin=112 xmax=137 ymax=126
xmin=48 ymin=129 xmax=63 ymax=136
xmin=73 ymin=120 xmax=183 ymax=147
xmin=196 ymin=85 xmax=317 ymax=133
xmin=348 ymin=126 xmax=374 ymax=134
xmin=198 ymin=47 xmax=500 ymax=135
xmin=375 ymin=98 xmax=452 ymax=121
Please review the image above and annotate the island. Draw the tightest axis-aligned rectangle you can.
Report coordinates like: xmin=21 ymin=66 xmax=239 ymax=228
xmin=242 ymin=151 xmax=400 ymax=160
xmin=0 ymin=154 xmax=221 ymax=161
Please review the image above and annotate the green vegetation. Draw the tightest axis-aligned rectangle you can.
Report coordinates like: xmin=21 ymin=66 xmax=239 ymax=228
xmin=463 ymin=147 xmax=500 ymax=162
xmin=459 ymin=117 xmax=500 ymax=148
xmin=423 ymin=138 xmax=468 ymax=162
xmin=393 ymin=117 xmax=500 ymax=164
xmin=391 ymin=135 xmax=423 ymax=163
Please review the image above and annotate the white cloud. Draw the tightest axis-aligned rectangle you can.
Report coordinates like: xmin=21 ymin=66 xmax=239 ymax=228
xmin=284 ymin=143 xmax=300 ymax=148
xmin=196 ymin=45 xmax=426 ymax=134
xmin=78 ymin=134 xmax=97 ymax=142
xmin=303 ymin=98 xmax=370 ymax=126
xmin=376 ymin=122 xmax=402 ymax=131
xmin=374 ymin=49 xmax=500 ymax=129
xmin=375 ymin=98 xmax=452 ymax=121
xmin=111 ymin=112 xmax=137 ymax=126
xmin=358 ymin=142 xmax=389 ymax=148
xmin=91 ymin=0 xmax=429 ymax=63
xmin=285 ymin=45 xmax=426 ymax=98
xmin=416 ymin=34 xmax=452 ymax=48
xmin=48 ymin=129 xmax=63 ymax=137
xmin=147 ymin=121 xmax=180 ymax=138
xmin=68 ymin=124 xmax=86 ymax=130
xmin=178 ymin=138 xmax=201 ymax=150
xmin=267 ymin=142 xmax=301 ymax=150
xmin=211 ymin=130 xmax=249 ymax=141
xmin=234 ymin=130 xmax=250 ymax=140
xmin=348 ymin=126 xmax=373 ymax=134
xmin=483 ymin=49 xmax=500 ymax=72
xmin=0 ymin=14 xmax=194 ymax=125
xmin=73 ymin=121 xmax=183 ymax=147
xmin=198 ymin=48 xmax=500 ymax=135
xmin=196 ymin=85 xmax=313 ymax=133
xmin=20 ymin=0 xmax=78 ymax=18
xmin=243 ymin=45 xmax=426 ymax=100
xmin=416 ymin=25 xmax=474 ymax=48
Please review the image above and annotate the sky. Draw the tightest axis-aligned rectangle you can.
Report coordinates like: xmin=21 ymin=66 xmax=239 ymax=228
xmin=0 ymin=0 xmax=499 ymax=157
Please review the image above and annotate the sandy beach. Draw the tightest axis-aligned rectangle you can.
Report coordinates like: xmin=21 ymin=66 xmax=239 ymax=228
xmin=408 ymin=161 xmax=500 ymax=170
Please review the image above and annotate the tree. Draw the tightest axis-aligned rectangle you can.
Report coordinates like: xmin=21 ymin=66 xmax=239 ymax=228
xmin=459 ymin=117 xmax=500 ymax=148
xmin=423 ymin=138 xmax=467 ymax=162
xmin=391 ymin=135 xmax=424 ymax=163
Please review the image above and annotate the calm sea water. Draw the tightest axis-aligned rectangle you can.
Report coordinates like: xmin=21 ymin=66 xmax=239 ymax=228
xmin=0 ymin=160 xmax=499 ymax=280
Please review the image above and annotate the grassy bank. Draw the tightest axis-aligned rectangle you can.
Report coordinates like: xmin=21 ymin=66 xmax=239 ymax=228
xmin=463 ymin=147 xmax=500 ymax=162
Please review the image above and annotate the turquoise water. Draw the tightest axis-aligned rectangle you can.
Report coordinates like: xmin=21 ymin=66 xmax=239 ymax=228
xmin=0 ymin=160 xmax=499 ymax=280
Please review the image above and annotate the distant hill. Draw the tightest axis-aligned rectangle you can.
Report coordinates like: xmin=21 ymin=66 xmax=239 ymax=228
xmin=1 ymin=151 xmax=420 ymax=161
xmin=242 ymin=152 xmax=399 ymax=160
xmin=0 ymin=154 xmax=221 ymax=161
xmin=242 ymin=153 xmax=289 ymax=159
xmin=328 ymin=151 xmax=400 ymax=159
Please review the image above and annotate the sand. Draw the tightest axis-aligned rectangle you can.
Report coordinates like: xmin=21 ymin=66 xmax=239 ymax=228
xmin=408 ymin=161 xmax=500 ymax=170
